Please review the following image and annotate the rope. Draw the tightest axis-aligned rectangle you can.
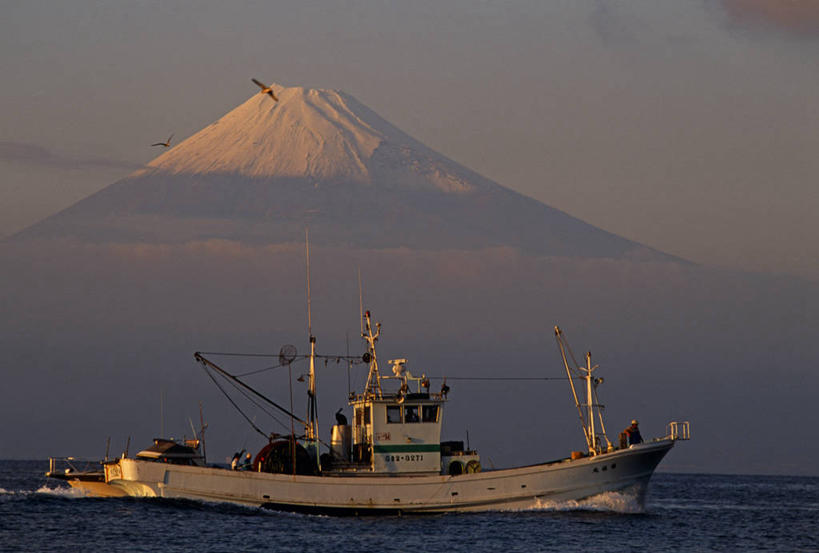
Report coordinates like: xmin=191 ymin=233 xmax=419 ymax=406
xmin=235 ymin=358 xmax=304 ymax=378
xmin=200 ymin=362 xmax=269 ymax=440
xmin=199 ymin=351 xmax=367 ymax=362
xmin=196 ymin=354 xmax=308 ymax=424
xmin=426 ymin=376 xmax=578 ymax=381
xmin=198 ymin=351 xmax=283 ymax=358
xmin=214 ymin=367 xmax=292 ymax=433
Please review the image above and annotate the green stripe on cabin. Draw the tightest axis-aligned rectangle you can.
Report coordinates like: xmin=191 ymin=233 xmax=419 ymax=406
xmin=372 ymin=444 xmax=441 ymax=453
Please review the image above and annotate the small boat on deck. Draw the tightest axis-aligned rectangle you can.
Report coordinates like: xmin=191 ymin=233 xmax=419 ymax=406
xmin=46 ymin=457 xmax=126 ymax=497
xmin=46 ymin=438 xmax=203 ymax=497
xmin=98 ymin=313 xmax=690 ymax=514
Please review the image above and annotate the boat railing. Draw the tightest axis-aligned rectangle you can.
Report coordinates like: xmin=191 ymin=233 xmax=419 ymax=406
xmin=47 ymin=456 xmax=103 ymax=476
xmin=666 ymin=421 xmax=691 ymax=441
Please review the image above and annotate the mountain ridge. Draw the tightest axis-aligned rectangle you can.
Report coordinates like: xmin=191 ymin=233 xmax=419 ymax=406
xmin=10 ymin=84 xmax=678 ymax=262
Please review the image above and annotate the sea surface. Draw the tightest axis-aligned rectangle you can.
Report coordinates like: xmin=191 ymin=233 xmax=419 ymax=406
xmin=0 ymin=460 xmax=816 ymax=552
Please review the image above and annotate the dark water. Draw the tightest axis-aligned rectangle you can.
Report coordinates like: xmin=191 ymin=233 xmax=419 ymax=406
xmin=1 ymin=460 xmax=817 ymax=552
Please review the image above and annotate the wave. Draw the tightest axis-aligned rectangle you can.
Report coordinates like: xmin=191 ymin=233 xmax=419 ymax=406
xmin=528 ymin=488 xmax=645 ymax=514
xmin=0 ymin=485 xmax=86 ymax=498
xmin=35 ymin=484 xmax=88 ymax=498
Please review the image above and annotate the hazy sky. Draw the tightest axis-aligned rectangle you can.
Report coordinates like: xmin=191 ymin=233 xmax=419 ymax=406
xmin=2 ymin=0 xmax=818 ymax=280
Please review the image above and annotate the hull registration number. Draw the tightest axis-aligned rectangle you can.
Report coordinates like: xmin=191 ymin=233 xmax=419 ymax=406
xmin=384 ymin=454 xmax=424 ymax=462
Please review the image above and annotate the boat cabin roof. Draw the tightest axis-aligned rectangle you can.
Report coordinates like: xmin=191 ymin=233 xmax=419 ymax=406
xmin=136 ymin=438 xmax=202 ymax=461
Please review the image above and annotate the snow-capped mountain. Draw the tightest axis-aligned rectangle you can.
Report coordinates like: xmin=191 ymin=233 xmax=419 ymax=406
xmin=13 ymin=84 xmax=672 ymax=260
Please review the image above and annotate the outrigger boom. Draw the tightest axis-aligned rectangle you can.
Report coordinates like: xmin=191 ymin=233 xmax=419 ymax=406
xmin=555 ymin=326 xmax=613 ymax=455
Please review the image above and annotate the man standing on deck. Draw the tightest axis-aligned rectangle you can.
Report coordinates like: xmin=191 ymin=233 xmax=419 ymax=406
xmin=622 ymin=420 xmax=643 ymax=446
xmin=231 ymin=451 xmax=244 ymax=470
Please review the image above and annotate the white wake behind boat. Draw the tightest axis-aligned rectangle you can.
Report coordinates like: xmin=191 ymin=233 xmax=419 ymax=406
xmin=100 ymin=313 xmax=690 ymax=514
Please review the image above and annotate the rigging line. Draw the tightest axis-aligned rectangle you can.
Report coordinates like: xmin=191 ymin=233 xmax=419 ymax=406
xmin=199 ymin=351 xmax=366 ymax=361
xmin=305 ymin=354 xmax=367 ymax=363
xmin=235 ymin=365 xmax=284 ymax=378
xmin=198 ymin=351 xmax=281 ymax=358
xmin=214 ymin=367 xmax=292 ymax=432
xmin=591 ymin=385 xmax=611 ymax=449
xmin=236 ymin=357 xmax=364 ymax=378
xmin=555 ymin=327 xmax=590 ymax=449
xmin=563 ymin=339 xmax=583 ymax=374
xmin=310 ymin=354 xmax=367 ymax=362
xmin=235 ymin=358 xmax=306 ymax=378
xmin=425 ymin=376 xmax=577 ymax=381
xmin=206 ymin=363 xmax=286 ymax=430
xmin=206 ymin=360 xmax=302 ymax=431
xmin=200 ymin=362 xmax=269 ymax=440
xmin=201 ymin=356 xmax=364 ymax=379
xmin=195 ymin=353 xmax=309 ymax=427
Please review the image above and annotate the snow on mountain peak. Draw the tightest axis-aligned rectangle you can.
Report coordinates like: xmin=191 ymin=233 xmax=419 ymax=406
xmin=144 ymin=84 xmax=478 ymax=193
xmin=147 ymin=85 xmax=380 ymax=181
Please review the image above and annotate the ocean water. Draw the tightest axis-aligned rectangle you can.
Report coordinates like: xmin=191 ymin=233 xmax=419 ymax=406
xmin=1 ymin=460 xmax=816 ymax=552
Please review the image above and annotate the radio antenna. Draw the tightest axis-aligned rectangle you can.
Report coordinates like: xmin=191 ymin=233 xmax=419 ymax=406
xmin=304 ymin=228 xmax=319 ymax=468
xmin=306 ymin=228 xmax=312 ymax=338
xmin=358 ymin=267 xmax=364 ymax=335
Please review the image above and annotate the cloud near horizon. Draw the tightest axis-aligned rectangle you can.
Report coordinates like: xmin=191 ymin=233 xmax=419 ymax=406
xmin=0 ymin=141 xmax=142 ymax=171
xmin=722 ymin=0 xmax=819 ymax=37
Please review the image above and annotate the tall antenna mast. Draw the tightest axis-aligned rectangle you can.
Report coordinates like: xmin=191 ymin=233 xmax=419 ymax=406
xmin=304 ymin=229 xmax=320 ymax=467
xmin=198 ymin=401 xmax=207 ymax=464
xmin=586 ymin=351 xmax=595 ymax=453
xmin=160 ymin=388 xmax=165 ymax=438
xmin=358 ymin=267 xmax=364 ymax=336
xmin=363 ymin=310 xmax=382 ymax=398
xmin=306 ymin=229 xmax=312 ymax=338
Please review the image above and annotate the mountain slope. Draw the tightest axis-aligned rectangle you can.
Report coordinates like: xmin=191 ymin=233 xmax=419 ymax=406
xmin=12 ymin=84 xmax=675 ymax=261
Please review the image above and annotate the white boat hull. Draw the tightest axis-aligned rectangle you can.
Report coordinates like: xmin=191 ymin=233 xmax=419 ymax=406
xmin=66 ymin=479 xmax=128 ymax=498
xmin=104 ymin=440 xmax=674 ymax=514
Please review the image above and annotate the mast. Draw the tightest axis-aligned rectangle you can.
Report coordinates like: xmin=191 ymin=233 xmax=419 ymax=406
xmin=554 ymin=326 xmax=611 ymax=455
xmin=358 ymin=268 xmax=364 ymax=336
xmin=198 ymin=402 xmax=208 ymax=464
xmin=362 ymin=310 xmax=382 ymax=399
xmin=586 ymin=351 xmax=595 ymax=453
xmin=305 ymin=229 xmax=320 ymax=467
xmin=554 ymin=326 xmax=591 ymax=450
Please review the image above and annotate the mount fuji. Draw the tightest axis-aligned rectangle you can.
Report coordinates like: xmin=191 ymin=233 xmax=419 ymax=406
xmin=14 ymin=84 xmax=672 ymax=261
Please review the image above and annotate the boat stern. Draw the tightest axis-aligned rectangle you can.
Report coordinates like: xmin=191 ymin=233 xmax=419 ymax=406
xmin=104 ymin=458 xmax=163 ymax=497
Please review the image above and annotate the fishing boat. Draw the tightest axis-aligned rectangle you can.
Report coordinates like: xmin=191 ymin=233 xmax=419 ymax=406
xmin=101 ymin=312 xmax=690 ymax=514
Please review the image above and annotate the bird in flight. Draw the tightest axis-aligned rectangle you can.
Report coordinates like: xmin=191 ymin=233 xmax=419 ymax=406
xmin=251 ymin=78 xmax=279 ymax=101
xmin=151 ymin=134 xmax=174 ymax=148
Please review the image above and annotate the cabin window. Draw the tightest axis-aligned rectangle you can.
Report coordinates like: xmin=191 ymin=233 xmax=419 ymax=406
xmin=422 ymin=405 xmax=439 ymax=423
xmin=386 ymin=406 xmax=401 ymax=423
xmin=364 ymin=406 xmax=371 ymax=425
xmin=404 ymin=406 xmax=420 ymax=423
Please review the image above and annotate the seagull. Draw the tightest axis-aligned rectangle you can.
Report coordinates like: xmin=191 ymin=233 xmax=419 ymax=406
xmin=151 ymin=134 xmax=174 ymax=148
xmin=251 ymin=78 xmax=279 ymax=101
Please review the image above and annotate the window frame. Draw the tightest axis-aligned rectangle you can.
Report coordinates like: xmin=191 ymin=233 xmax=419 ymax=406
xmin=404 ymin=405 xmax=420 ymax=423
xmin=422 ymin=404 xmax=439 ymax=423
xmin=386 ymin=405 xmax=402 ymax=424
